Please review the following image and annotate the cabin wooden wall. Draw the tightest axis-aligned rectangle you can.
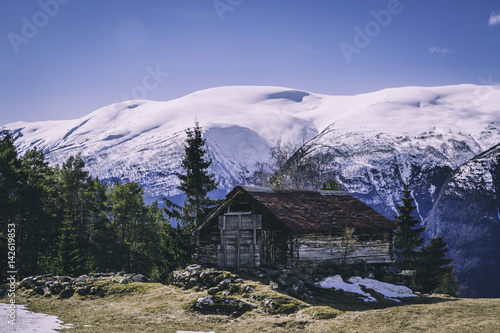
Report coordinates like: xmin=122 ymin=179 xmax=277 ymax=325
xmin=292 ymin=232 xmax=394 ymax=267
xmin=195 ymin=218 xmax=220 ymax=266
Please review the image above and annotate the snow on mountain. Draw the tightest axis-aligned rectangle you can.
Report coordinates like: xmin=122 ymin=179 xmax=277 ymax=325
xmin=2 ymin=84 xmax=500 ymax=205
xmin=423 ymin=143 xmax=500 ymax=297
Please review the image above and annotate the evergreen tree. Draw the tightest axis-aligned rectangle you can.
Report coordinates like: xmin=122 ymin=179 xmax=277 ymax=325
xmin=175 ymin=122 xmax=219 ymax=229
xmin=86 ymin=178 xmax=114 ymax=272
xmin=393 ymin=183 xmax=426 ymax=271
xmin=0 ymin=135 xmax=22 ymax=282
xmin=108 ymin=181 xmax=147 ymax=271
xmin=56 ymin=154 xmax=92 ymax=273
xmin=56 ymin=214 xmax=83 ymax=275
xmin=18 ymin=147 xmax=59 ymax=276
xmin=416 ymin=236 xmax=459 ymax=295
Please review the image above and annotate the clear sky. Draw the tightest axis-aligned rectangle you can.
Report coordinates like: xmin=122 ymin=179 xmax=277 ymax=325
xmin=1 ymin=0 xmax=499 ymax=125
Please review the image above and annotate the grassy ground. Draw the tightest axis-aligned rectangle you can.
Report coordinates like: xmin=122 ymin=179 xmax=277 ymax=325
xmin=2 ymin=276 xmax=500 ymax=333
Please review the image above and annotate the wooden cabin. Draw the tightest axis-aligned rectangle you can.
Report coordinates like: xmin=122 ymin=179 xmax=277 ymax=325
xmin=194 ymin=186 xmax=396 ymax=269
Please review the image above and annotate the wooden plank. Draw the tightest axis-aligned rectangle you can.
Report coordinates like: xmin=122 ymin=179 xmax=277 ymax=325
xmin=217 ymin=244 xmax=224 ymax=267
xmin=250 ymin=244 xmax=254 ymax=268
xmin=237 ymin=228 xmax=240 ymax=269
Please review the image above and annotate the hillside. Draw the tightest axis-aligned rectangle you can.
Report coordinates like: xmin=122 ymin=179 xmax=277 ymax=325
xmin=424 ymin=143 xmax=500 ymax=297
xmin=1 ymin=268 xmax=499 ymax=333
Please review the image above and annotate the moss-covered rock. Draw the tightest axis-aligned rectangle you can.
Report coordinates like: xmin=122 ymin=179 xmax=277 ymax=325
xmin=186 ymin=295 xmax=253 ymax=317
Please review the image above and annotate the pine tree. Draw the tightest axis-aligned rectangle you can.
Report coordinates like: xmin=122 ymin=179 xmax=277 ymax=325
xmin=56 ymin=214 xmax=83 ymax=276
xmin=416 ymin=236 xmax=459 ymax=295
xmin=108 ymin=181 xmax=147 ymax=272
xmin=56 ymin=154 xmax=92 ymax=272
xmin=0 ymin=135 xmax=21 ymax=282
xmin=18 ymin=147 xmax=58 ymax=276
xmin=86 ymin=178 xmax=114 ymax=272
xmin=393 ymin=182 xmax=426 ymax=271
xmin=175 ymin=122 xmax=219 ymax=229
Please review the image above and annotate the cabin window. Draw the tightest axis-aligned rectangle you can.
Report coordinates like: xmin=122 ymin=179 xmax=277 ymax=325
xmin=228 ymin=202 xmax=252 ymax=213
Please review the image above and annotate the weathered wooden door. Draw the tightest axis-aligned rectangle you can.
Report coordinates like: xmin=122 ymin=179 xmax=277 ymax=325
xmin=217 ymin=214 xmax=262 ymax=268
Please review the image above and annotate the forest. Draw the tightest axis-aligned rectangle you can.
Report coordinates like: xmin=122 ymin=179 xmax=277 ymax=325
xmin=0 ymin=134 xmax=193 ymax=284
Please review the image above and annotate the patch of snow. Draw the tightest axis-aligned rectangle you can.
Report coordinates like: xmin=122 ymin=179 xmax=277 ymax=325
xmin=316 ymin=275 xmax=417 ymax=302
xmin=0 ymin=303 xmax=72 ymax=332
xmin=348 ymin=276 xmax=418 ymax=299
xmin=429 ymin=184 xmax=436 ymax=196
xmin=316 ymin=275 xmax=377 ymax=302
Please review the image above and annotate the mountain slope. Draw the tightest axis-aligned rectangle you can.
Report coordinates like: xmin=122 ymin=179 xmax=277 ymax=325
xmin=423 ymin=144 xmax=500 ymax=297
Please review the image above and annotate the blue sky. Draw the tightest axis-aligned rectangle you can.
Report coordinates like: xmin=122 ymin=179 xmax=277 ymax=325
xmin=1 ymin=0 xmax=499 ymax=125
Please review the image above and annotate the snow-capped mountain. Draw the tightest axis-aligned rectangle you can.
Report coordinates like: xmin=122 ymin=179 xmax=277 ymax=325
xmin=2 ymin=84 xmax=500 ymax=296
xmin=3 ymin=84 xmax=499 ymax=203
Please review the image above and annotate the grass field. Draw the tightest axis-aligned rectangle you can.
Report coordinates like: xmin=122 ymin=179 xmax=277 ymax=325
xmin=2 ymin=276 xmax=499 ymax=333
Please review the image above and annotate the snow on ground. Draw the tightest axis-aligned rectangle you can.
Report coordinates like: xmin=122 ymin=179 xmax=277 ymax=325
xmin=317 ymin=275 xmax=418 ymax=302
xmin=0 ymin=303 xmax=73 ymax=332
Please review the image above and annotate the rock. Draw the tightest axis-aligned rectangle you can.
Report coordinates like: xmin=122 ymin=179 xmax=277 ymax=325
xmin=20 ymin=277 xmax=34 ymax=289
xmin=32 ymin=286 xmax=45 ymax=295
xmin=59 ymin=287 xmax=74 ymax=299
xmin=34 ymin=278 xmax=47 ymax=287
xmin=270 ymin=281 xmax=280 ymax=290
xmin=119 ymin=279 xmax=129 ymax=285
xmin=207 ymin=287 xmax=219 ymax=295
xmin=242 ymin=285 xmax=255 ymax=293
xmin=131 ymin=274 xmax=148 ymax=282
xmin=77 ymin=275 xmax=90 ymax=282
xmin=50 ymin=282 xmax=62 ymax=295
xmin=77 ymin=287 xmax=90 ymax=296
xmin=186 ymin=264 xmax=203 ymax=272
xmin=59 ymin=276 xmax=73 ymax=283
xmin=89 ymin=286 xmax=106 ymax=297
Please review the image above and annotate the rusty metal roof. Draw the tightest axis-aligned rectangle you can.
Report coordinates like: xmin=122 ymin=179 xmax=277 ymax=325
xmin=198 ymin=186 xmax=395 ymax=234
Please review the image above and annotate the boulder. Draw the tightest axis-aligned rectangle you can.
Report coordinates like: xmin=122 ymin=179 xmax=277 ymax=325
xmin=32 ymin=286 xmax=45 ymax=295
xmin=59 ymin=287 xmax=75 ymax=299
xmin=50 ymin=282 xmax=62 ymax=295
xmin=207 ymin=287 xmax=219 ymax=295
xmin=77 ymin=286 xmax=90 ymax=296
xmin=59 ymin=276 xmax=73 ymax=283
xmin=131 ymin=274 xmax=148 ymax=282
xmin=119 ymin=279 xmax=129 ymax=285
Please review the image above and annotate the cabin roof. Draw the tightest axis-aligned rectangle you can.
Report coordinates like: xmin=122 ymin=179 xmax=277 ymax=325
xmin=198 ymin=186 xmax=396 ymax=234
